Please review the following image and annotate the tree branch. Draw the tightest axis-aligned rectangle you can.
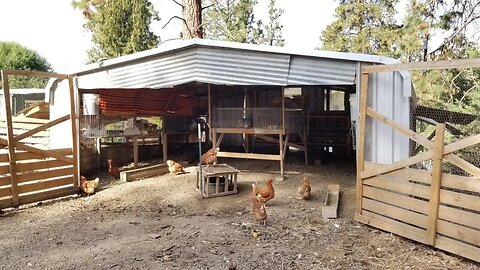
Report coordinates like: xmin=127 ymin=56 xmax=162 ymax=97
xmin=202 ymin=4 xmax=214 ymax=10
xmin=162 ymin=15 xmax=186 ymax=29
xmin=171 ymin=0 xmax=184 ymax=8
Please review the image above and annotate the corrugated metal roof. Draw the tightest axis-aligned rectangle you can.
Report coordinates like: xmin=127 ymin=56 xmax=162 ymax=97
xmin=74 ymin=38 xmax=403 ymax=89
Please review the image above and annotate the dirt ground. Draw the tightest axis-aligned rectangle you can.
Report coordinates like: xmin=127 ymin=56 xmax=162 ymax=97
xmin=0 ymin=151 xmax=479 ymax=270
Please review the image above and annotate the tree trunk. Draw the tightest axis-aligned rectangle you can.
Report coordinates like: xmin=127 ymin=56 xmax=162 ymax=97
xmin=182 ymin=0 xmax=203 ymax=38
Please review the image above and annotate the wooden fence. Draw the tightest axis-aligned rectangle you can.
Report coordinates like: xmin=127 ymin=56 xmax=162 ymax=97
xmin=0 ymin=70 xmax=79 ymax=209
xmin=355 ymin=59 xmax=480 ymax=262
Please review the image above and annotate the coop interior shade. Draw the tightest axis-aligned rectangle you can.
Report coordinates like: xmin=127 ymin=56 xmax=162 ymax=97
xmin=97 ymin=88 xmax=197 ymax=116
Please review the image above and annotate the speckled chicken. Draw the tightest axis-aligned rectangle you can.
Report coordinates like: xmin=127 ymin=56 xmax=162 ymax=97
xmin=167 ymin=160 xmax=185 ymax=175
xmin=80 ymin=176 xmax=99 ymax=196
xmin=297 ymin=176 xmax=312 ymax=200
xmin=201 ymin=147 xmax=220 ymax=167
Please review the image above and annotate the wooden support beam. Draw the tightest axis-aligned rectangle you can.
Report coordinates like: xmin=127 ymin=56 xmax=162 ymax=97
xmin=133 ymin=136 xmax=138 ymax=168
xmin=68 ymin=75 xmax=79 ymax=189
xmin=444 ymin=153 xmax=480 ymax=179
xmin=362 ymin=58 xmax=480 ymax=73
xmin=427 ymin=123 xmax=445 ymax=245
xmin=282 ymin=133 xmax=290 ymax=159
xmin=360 ymin=150 xmax=433 ymax=179
xmin=216 ymin=133 xmax=225 ymax=148
xmin=14 ymin=142 xmax=73 ymax=163
xmin=2 ymin=69 xmax=69 ymax=79
xmin=1 ymin=70 xmax=19 ymax=207
xmin=208 ymin=84 xmax=212 ymax=143
xmin=355 ymin=72 xmax=369 ymax=214
xmin=216 ymin=151 xmax=282 ymax=161
xmin=279 ymin=134 xmax=284 ymax=179
xmin=14 ymin=114 xmax=70 ymax=142
xmin=161 ymin=132 xmax=168 ymax=163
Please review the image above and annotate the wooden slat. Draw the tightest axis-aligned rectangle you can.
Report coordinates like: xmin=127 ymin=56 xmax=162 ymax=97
xmin=255 ymin=134 xmax=305 ymax=150
xmin=438 ymin=205 xmax=480 ymax=230
xmin=437 ymin=219 xmax=480 ymax=246
xmin=0 ymin=164 xmax=10 ymax=175
xmin=15 ymin=148 xmax=72 ymax=161
xmin=363 ymin=176 xmax=431 ymax=199
xmin=440 ymin=189 xmax=480 ymax=212
xmin=215 ymin=128 xmax=283 ymax=135
xmin=13 ymin=114 xmax=69 ymax=142
xmin=216 ymin=151 xmax=282 ymax=161
xmin=355 ymin=212 xmax=428 ymax=244
xmin=14 ymin=142 xmax=73 ymax=163
xmin=442 ymin=173 xmax=480 ymax=193
xmin=0 ymin=185 xmax=12 ymax=197
xmin=427 ymin=123 xmax=445 ymax=244
xmin=362 ymin=197 xmax=428 ymax=228
xmin=0 ymin=197 xmax=11 ymax=208
xmin=18 ymin=176 xmax=73 ymax=194
xmin=17 ymin=167 xmax=73 ymax=183
xmin=360 ymin=150 xmax=434 ymax=179
xmin=0 ymin=152 xmax=8 ymax=162
xmin=444 ymin=153 xmax=480 ymax=179
xmin=68 ymin=75 xmax=79 ymax=189
xmin=356 ymin=72 xmax=369 ymax=214
xmin=0 ymin=127 xmax=49 ymax=137
xmin=18 ymin=185 xmax=77 ymax=206
xmin=363 ymin=185 xmax=429 ymax=214
xmin=444 ymin=133 xmax=480 ymax=154
xmin=2 ymin=69 xmax=68 ymax=80
xmin=361 ymin=58 xmax=480 ymax=73
xmin=435 ymin=236 xmax=480 ymax=263
xmin=16 ymin=159 xmax=71 ymax=173
xmin=0 ymin=175 xmax=10 ymax=186
xmin=367 ymin=107 xmax=434 ymax=149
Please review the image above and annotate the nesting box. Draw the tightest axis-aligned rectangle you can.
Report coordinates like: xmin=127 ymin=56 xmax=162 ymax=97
xmin=196 ymin=164 xmax=239 ymax=198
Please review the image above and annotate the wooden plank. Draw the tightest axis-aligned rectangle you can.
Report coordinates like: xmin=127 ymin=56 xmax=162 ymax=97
xmin=255 ymin=134 xmax=305 ymax=150
xmin=15 ymin=148 xmax=72 ymax=161
xmin=427 ymin=123 xmax=445 ymax=245
xmin=435 ymin=236 xmax=480 ymax=263
xmin=0 ymin=197 xmax=12 ymax=208
xmin=367 ymin=107 xmax=434 ymax=149
xmin=161 ymin=132 xmax=167 ymax=163
xmin=216 ymin=133 xmax=225 ymax=148
xmin=360 ymin=150 xmax=434 ymax=180
xmin=361 ymin=58 xmax=480 ymax=73
xmin=362 ymin=197 xmax=428 ymax=229
xmin=444 ymin=133 xmax=480 ymax=155
xmin=356 ymin=72 xmax=369 ymax=214
xmin=18 ymin=176 xmax=73 ymax=194
xmin=363 ymin=176 xmax=431 ymax=199
xmin=2 ymin=70 xmax=20 ymax=207
xmin=14 ymin=142 xmax=73 ymax=163
xmin=0 ymin=152 xmax=9 ymax=162
xmin=133 ymin=136 xmax=138 ymax=168
xmin=13 ymin=114 xmax=69 ymax=142
xmin=17 ymin=167 xmax=73 ymax=183
xmin=0 ymin=185 xmax=12 ymax=197
xmin=216 ymin=151 xmax=282 ymax=161
xmin=16 ymin=159 xmax=70 ymax=173
xmin=215 ymin=127 xmax=283 ymax=135
xmin=441 ymin=173 xmax=480 ymax=193
xmin=0 ymin=164 xmax=10 ymax=175
xmin=18 ymin=185 xmax=77 ymax=206
xmin=208 ymin=84 xmax=212 ymax=143
xmin=363 ymin=185 xmax=429 ymax=214
xmin=120 ymin=163 xmax=169 ymax=182
xmin=355 ymin=212 xmax=428 ymax=244
xmin=0 ymin=175 xmax=10 ymax=186
xmin=279 ymin=134 xmax=284 ymax=178
xmin=441 ymin=189 xmax=480 ymax=212
xmin=2 ymin=69 xmax=68 ymax=80
xmin=444 ymin=153 xmax=480 ymax=179
xmin=68 ymin=75 xmax=79 ymax=189
xmin=437 ymin=219 xmax=480 ymax=246
xmin=438 ymin=205 xmax=480 ymax=230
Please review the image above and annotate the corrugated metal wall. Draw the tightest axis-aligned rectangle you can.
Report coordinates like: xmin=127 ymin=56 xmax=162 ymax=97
xmin=288 ymin=56 xmax=356 ymax=85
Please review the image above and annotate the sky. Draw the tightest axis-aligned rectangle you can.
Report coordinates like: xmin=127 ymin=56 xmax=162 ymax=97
xmin=0 ymin=0 xmax=336 ymax=73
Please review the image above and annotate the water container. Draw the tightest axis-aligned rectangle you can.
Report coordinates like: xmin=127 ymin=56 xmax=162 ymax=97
xmin=349 ymin=94 xmax=357 ymax=121
xmin=83 ymin=94 xmax=99 ymax=115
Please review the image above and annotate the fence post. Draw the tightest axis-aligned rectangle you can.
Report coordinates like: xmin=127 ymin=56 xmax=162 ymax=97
xmin=426 ymin=123 xmax=445 ymax=245
xmin=1 ymin=70 xmax=20 ymax=207
xmin=355 ymin=70 xmax=369 ymax=215
xmin=68 ymin=75 xmax=80 ymax=189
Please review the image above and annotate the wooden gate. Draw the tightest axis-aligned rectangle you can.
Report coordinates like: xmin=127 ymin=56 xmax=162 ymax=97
xmin=0 ymin=70 xmax=79 ymax=209
xmin=355 ymin=59 xmax=480 ymax=262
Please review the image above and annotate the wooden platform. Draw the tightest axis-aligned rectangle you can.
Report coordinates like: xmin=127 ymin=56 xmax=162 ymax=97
xmin=196 ymin=164 xmax=239 ymax=198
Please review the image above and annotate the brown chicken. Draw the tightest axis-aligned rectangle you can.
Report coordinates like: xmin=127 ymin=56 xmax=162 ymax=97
xmin=80 ymin=176 xmax=100 ymax=195
xmin=251 ymin=194 xmax=267 ymax=226
xmin=201 ymin=147 xmax=220 ymax=167
xmin=252 ymin=178 xmax=275 ymax=204
xmin=297 ymin=176 xmax=312 ymax=200
xmin=107 ymin=159 xmax=120 ymax=179
xmin=167 ymin=160 xmax=185 ymax=175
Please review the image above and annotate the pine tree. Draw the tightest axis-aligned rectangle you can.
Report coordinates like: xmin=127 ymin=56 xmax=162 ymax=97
xmin=263 ymin=0 xmax=285 ymax=46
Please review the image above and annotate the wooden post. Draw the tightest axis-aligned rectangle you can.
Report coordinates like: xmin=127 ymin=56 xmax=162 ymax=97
xmin=1 ymin=71 xmax=19 ymax=207
xmin=281 ymin=87 xmax=285 ymax=135
xmin=355 ymin=71 xmax=369 ymax=215
xmin=96 ymin=137 xmax=102 ymax=174
xmin=427 ymin=123 xmax=445 ymax=245
xmin=208 ymin=84 xmax=212 ymax=143
xmin=161 ymin=132 xmax=167 ymax=163
xmin=133 ymin=136 xmax=138 ymax=168
xmin=279 ymin=133 xmax=284 ymax=179
xmin=68 ymin=75 xmax=79 ymax=189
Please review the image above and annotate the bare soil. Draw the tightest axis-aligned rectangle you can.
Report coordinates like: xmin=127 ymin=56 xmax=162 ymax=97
xmin=1 ymin=152 xmax=479 ymax=270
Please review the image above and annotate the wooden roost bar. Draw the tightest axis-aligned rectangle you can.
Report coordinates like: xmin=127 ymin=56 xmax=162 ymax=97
xmin=211 ymin=89 xmax=308 ymax=179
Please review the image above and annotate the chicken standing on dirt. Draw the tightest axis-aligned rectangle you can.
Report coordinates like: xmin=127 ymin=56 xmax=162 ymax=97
xmin=251 ymin=194 xmax=267 ymax=226
xmin=297 ymin=176 xmax=312 ymax=200
xmin=167 ymin=160 xmax=185 ymax=175
xmin=79 ymin=176 xmax=100 ymax=196
xmin=252 ymin=178 xmax=275 ymax=204
xmin=107 ymin=159 xmax=120 ymax=179
xmin=201 ymin=147 xmax=219 ymax=167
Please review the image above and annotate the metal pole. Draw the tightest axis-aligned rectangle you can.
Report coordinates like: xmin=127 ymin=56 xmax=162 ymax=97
xmin=198 ymin=123 xmax=203 ymax=195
